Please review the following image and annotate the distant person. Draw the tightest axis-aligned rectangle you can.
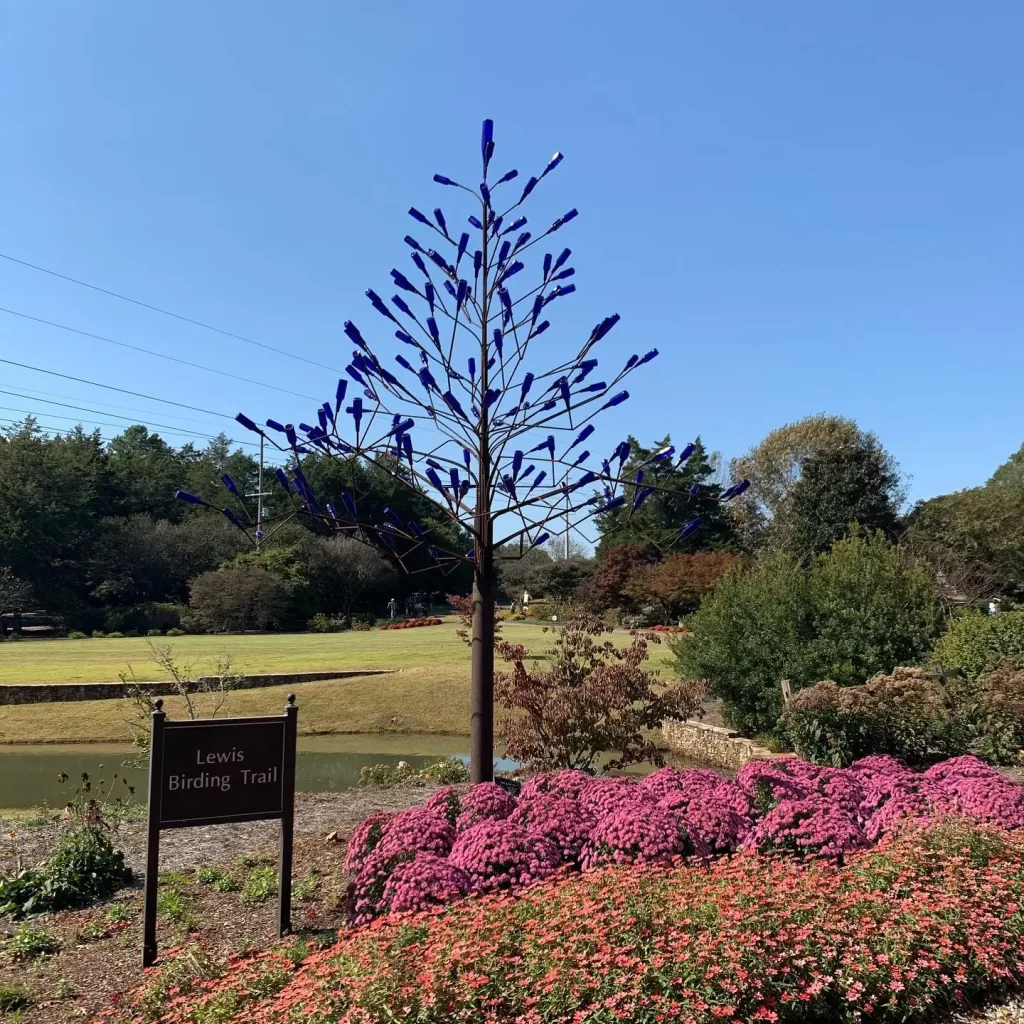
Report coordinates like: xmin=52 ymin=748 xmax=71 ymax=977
xmin=509 ymin=599 xmax=517 ymax=614
xmin=522 ymin=590 xmax=531 ymax=610
xmin=387 ymin=597 xmax=398 ymax=619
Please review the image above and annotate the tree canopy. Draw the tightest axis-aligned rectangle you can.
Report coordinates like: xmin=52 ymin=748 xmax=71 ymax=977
xmin=596 ymin=436 xmax=737 ymax=557
xmin=729 ymin=414 xmax=904 ymax=556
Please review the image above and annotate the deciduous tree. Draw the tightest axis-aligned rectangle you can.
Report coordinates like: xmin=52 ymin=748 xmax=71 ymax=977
xmin=188 ymin=563 xmax=289 ymax=633
xmin=624 ymin=550 xmax=742 ymax=621
xmin=496 ymin=615 xmax=703 ymax=772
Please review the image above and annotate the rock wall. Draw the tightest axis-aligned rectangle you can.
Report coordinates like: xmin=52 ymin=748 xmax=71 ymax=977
xmin=0 ymin=670 xmax=390 ymax=705
xmin=662 ymin=719 xmax=778 ymax=770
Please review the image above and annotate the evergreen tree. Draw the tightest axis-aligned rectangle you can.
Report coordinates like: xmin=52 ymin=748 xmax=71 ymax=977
xmin=787 ymin=437 xmax=902 ymax=557
xmin=595 ymin=436 xmax=737 ymax=556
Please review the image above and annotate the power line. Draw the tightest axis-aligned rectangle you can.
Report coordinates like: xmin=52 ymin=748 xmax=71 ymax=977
xmin=0 ymin=250 xmax=342 ymax=373
xmin=5 ymin=383 xmax=232 ymax=428
xmin=0 ymin=357 xmax=241 ymax=419
xmin=0 ymin=397 xmax=258 ymax=446
xmin=0 ymin=306 xmax=319 ymax=401
xmin=0 ymin=414 xmax=236 ymax=444
xmin=0 ymin=413 xmax=291 ymax=468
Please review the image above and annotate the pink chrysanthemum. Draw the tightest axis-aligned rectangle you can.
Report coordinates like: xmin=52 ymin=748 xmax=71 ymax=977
xmin=422 ymin=786 xmax=462 ymax=827
xmin=578 ymin=777 xmax=651 ymax=819
xmin=449 ymin=819 xmax=562 ymax=893
xmin=381 ymin=852 xmax=472 ymax=915
xmin=454 ymin=782 xmax=518 ymax=833
xmin=581 ymin=804 xmax=687 ymax=870
xmin=343 ymin=811 xmax=394 ymax=875
xmin=374 ymin=807 xmax=455 ymax=861
xmin=514 ymin=794 xmax=596 ymax=864
xmin=743 ymin=797 xmax=867 ymax=859
xmin=519 ymin=768 xmax=593 ymax=802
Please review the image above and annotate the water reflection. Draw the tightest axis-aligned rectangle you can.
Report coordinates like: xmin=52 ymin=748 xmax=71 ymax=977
xmin=0 ymin=736 xmax=518 ymax=810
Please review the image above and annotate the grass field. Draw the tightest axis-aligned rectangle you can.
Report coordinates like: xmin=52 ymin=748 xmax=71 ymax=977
xmin=0 ymin=623 xmax=481 ymax=683
xmin=0 ymin=622 xmax=678 ymax=744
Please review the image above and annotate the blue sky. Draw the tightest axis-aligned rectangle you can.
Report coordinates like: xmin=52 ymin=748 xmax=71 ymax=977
xmin=1 ymin=1 xmax=1021 ymax=504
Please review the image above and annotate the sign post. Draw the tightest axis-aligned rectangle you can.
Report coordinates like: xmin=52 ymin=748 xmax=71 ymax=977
xmin=142 ymin=695 xmax=298 ymax=968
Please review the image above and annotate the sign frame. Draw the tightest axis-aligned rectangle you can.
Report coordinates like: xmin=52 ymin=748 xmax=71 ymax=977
xmin=142 ymin=695 xmax=298 ymax=968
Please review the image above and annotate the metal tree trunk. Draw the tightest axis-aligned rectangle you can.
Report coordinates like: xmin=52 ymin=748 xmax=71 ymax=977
xmin=470 ymin=553 xmax=495 ymax=783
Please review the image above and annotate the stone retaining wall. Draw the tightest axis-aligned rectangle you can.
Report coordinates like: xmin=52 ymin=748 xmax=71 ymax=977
xmin=0 ymin=670 xmax=390 ymax=706
xmin=662 ymin=719 xmax=779 ymax=770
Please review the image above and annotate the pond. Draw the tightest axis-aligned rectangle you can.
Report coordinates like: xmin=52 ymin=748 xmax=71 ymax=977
xmin=0 ymin=734 xmax=520 ymax=810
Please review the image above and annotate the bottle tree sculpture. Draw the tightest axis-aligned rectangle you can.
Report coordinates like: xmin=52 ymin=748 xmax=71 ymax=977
xmin=178 ymin=121 xmax=749 ymax=782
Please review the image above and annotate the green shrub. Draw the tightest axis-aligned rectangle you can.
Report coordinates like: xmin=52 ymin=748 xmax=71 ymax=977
xmin=166 ymin=627 xmax=186 ymax=636
xmin=292 ymin=873 xmax=320 ymax=904
xmin=675 ymin=533 xmax=940 ymax=735
xmin=106 ymin=631 xmax=125 ymax=639
xmin=6 ymin=923 xmax=60 ymax=960
xmin=46 ymin=824 xmax=132 ymax=905
xmin=421 ymin=757 xmax=471 ymax=785
xmin=66 ymin=630 xmax=88 ymax=640
xmin=106 ymin=902 xmax=131 ymax=924
xmin=91 ymin=630 xmax=107 ymax=639
xmin=147 ymin=628 xmax=164 ymax=636
xmin=0 ymin=825 xmax=132 ymax=918
xmin=359 ymin=761 xmax=416 ymax=788
xmin=358 ymin=756 xmax=470 ymax=789
xmin=241 ymin=866 xmax=278 ymax=904
xmin=307 ymin=614 xmax=347 ymax=633
xmin=946 ymin=660 xmax=1024 ymax=765
xmin=74 ymin=918 xmax=108 ymax=943
xmin=157 ymin=887 xmax=193 ymax=925
xmin=0 ymin=983 xmax=32 ymax=1013
xmin=195 ymin=865 xmax=241 ymax=891
xmin=213 ymin=872 xmax=242 ymax=893
xmin=54 ymin=979 xmax=77 ymax=1000
xmin=672 ymin=553 xmax=813 ymax=735
xmin=933 ymin=610 xmax=1024 ymax=680
xmin=782 ymin=668 xmax=954 ymax=766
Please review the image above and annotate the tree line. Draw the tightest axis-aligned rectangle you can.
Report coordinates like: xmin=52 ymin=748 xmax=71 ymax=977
xmin=0 ymin=414 xmax=1020 ymax=637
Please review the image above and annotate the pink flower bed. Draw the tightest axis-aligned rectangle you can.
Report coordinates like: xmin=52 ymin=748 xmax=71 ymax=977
xmin=343 ymin=753 xmax=1024 ymax=924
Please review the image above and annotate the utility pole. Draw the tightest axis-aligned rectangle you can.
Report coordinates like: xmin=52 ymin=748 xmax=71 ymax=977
xmin=246 ymin=434 xmax=271 ymax=552
xmin=564 ymin=489 xmax=570 ymax=560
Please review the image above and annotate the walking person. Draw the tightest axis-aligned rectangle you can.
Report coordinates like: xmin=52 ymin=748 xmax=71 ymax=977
xmin=387 ymin=596 xmax=398 ymax=619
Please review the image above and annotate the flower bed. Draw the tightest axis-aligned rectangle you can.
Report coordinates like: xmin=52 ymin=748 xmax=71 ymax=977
xmin=336 ymin=756 xmax=1024 ymax=925
xmin=119 ymin=820 xmax=1024 ymax=1024
xmin=378 ymin=617 xmax=443 ymax=630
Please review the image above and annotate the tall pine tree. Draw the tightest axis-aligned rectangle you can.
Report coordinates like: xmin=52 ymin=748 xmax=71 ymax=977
xmin=596 ymin=436 xmax=738 ymax=557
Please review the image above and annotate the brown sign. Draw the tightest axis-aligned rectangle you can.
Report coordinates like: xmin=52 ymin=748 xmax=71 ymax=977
xmin=157 ymin=718 xmax=287 ymax=827
xmin=143 ymin=697 xmax=297 ymax=968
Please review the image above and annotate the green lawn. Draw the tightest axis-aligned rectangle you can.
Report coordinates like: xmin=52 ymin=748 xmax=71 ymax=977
xmin=0 ymin=623 xmax=677 ymax=743
xmin=0 ymin=621 xmax=674 ymax=684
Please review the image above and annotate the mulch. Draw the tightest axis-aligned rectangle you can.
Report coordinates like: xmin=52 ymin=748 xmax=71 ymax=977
xmin=0 ymin=785 xmax=444 ymax=1024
